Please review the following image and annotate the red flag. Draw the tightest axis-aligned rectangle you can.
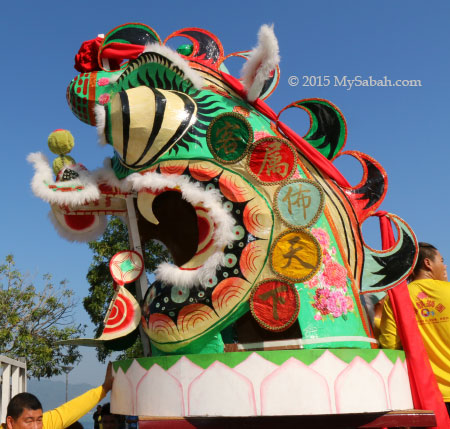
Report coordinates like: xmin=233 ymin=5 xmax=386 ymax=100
xmin=376 ymin=211 xmax=449 ymax=429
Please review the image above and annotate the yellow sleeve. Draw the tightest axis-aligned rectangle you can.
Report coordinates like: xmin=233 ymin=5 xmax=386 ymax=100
xmin=379 ymin=297 xmax=403 ymax=349
xmin=42 ymin=386 xmax=106 ymax=429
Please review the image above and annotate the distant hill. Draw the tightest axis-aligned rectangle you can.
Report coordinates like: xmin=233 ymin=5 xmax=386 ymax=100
xmin=28 ymin=379 xmax=106 ymax=429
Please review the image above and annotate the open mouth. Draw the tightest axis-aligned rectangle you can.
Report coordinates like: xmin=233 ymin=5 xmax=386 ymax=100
xmin=133 ymin=161 xmax=273 ymax=351
xmin=133 ymin=169 xmax=237 ymax=288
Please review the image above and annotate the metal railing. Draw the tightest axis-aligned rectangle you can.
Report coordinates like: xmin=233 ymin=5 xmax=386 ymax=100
xmin=0 ymin=356 xmax=27 ymax=424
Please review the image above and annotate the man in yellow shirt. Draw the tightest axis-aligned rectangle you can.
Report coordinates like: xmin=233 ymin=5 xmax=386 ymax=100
xmin=5 ymin=363 xmax=113 ymax=429
xmin=379 ymin=242 xmax=450 ymax=414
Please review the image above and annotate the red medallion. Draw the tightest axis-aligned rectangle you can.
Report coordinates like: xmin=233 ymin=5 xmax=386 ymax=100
xmin=250 ymin=279 xmax=300 ymax=331
xmin=248 ymin=137 xmax=297 ymax=184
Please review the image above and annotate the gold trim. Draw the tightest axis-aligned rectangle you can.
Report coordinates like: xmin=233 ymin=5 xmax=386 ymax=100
xmin=249 ymin=278 xmax=300 ymax=332
xmin=270 ymin=230 xmax=322 ymax=283
xmin=206 ymin=112 xmax=253 ymax=165
xmin=246 ymin=136 xmax=298 ymax=186
xmin=273 ymin=179 xmax=325 ymax=230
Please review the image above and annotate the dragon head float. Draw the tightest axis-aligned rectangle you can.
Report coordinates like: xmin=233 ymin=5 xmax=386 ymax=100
xmin=29 ymin=22 xmax=419 ymax=417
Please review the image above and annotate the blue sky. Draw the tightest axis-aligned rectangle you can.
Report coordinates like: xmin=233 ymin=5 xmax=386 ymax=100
xmin=2 ymin=0 xmax=450 ymax=390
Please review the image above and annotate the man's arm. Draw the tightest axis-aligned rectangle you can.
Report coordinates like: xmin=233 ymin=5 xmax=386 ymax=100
xmin=379 ymin=297 xmax=403 ymax=349
xmin=43 ymin=363 xmax=113 ymax=429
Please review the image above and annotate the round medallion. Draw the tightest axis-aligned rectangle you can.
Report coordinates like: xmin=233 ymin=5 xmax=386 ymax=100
xmin=247 ymin=137 xmax=297 ymax=184
xmin=207 ymin=112 xmax=253 ymax=164
xmin=275 ymin=179 xmax=324 ymax=228
xmin=109 ymin=250 xmax=144 ymax=285
xmin=250 ymin=279 xmax=300 ymax=331
xmin=271 ymin=230 xmax=321 ymax=282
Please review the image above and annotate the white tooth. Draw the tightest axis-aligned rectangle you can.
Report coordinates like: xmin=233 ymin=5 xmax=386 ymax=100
xmin=137 ymin=191 xmax=160 ymax=225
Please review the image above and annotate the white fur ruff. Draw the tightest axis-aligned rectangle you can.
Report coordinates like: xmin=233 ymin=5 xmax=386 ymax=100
xmin=27 ymin=152 xmax=101 ymax=206
xmin=127 ymin=171 xmax=236 ymax=288
xmin=127 ymin=172 xmax=236 ymax=249
xmin=241 ymin=24 xmax=280 ymax=102
xmin=155 ymin=252 xmax=225 ymax=289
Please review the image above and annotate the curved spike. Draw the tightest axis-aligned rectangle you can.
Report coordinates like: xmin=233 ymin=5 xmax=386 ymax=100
xmin=103 ymin=23 xmax=161 ymax=46
xmin=164 ymin=28 xmax=224 ymax=69
xmin=338 ymin=151 xmax=388 ymax=222
xmin=57 ymin=286 xmax=141 ymax=347
xmin=277 ymin=98 xmax=347 ymax=160
xmin=99 ymin=23 xmax=162 ymax=70
xmin=360 ymin=214 xmax=418 ymax=294
xmin=219 ymin=51 xmax=280 ymax=100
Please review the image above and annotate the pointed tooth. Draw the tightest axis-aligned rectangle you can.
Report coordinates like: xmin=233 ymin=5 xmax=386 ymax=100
xmin=137 ymin=191 xmax=160 ymax=225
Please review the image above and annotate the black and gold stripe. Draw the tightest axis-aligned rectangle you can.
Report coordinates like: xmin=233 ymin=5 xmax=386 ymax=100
xmin=107 ymin=86 xmax=197 ymax=169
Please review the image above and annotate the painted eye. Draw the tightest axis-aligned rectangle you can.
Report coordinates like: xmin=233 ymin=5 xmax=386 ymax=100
xmin=198 ymin=291 xmax=205 ymax=298
xmin=206 ymin=183 xmax=215 ymax=191
xmin=105 ymin=86 xmax=197 ymax=169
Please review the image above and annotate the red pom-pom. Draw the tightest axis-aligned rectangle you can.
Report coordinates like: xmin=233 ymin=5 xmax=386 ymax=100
xmin=74 ymin=37 xmax=103 ymax=72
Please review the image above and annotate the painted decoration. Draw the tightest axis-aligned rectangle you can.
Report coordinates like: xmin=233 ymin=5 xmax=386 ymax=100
xmin=247 ymin=137 xmax=297 ymax=184
xmin=57 ymin=284 xmax=141 ymax=345
xmin=102 ymin=286 xmax=141 ymax=338
xmin=275 ymin=179 xmax=324 ymax=228
xmin=107 ymin=86 xmax=198 ymax=169
xmin=250 ymin=280 xmax=300 ymax=331
xmin=110 ymin=250 xmax=144 ymax=285
xmin=271 ymin=230 xmax=321 ymax=282
xmin=207 ymin=113 xmax=253 ymax=164
xmin=110 ymin=350 xmax=412 ymax=417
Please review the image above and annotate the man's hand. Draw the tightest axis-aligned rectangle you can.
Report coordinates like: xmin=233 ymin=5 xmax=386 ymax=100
xmin=102 ymin=362 xmax=114 ymax=392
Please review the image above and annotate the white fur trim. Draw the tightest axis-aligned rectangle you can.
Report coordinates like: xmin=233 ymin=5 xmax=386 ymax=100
xmin=27 ymin=152 xmax=101 ymax=206
xmin=241 ymin=24 xmax=280 ymax=102
xmin=142 ymin=43 xmax=204 ymax=90
xmin=49 ymin=209 xmax=107 ymax=242
xmin=92 ymin=158 xmax=134 ymax=193
xmin=155 ymin=252 xmax=225 ymax=289
xmin=95 ymin=104 xmax=108 ymax=146
xmin=125 ymin=171 xmax=236 ymax=288
xmin=126 ymin=172 xmax=235 ymax=249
